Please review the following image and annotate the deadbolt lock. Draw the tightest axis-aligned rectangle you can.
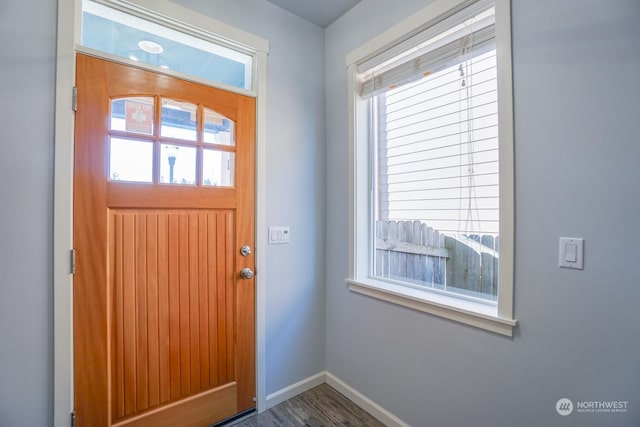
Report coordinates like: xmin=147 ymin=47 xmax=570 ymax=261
xmin=240 ymin=267 xmax=254 ymax=280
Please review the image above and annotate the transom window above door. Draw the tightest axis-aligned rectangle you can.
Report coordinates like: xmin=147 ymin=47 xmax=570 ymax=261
xmin=81 ymin=0 xmax=254 ymax=91
xmin=109 ymin=96 xmax=236 ymax=187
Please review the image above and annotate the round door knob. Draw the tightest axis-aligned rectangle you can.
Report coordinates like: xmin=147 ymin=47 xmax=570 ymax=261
xmin=240 ymin=267 xmax=254 ymax=280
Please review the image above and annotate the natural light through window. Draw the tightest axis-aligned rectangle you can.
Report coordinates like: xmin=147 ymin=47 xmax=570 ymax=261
xmin=374 ymin=48 xmax=499 ymax=302
xmin=108 ymin=96 xmax=236 ymax=187
xmin=81 ymin=0 xmax=254 ymax=91
xmin=347 ymin=0 xmax=516 ymax=336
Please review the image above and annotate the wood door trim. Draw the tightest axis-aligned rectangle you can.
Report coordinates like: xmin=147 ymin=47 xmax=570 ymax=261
xmin=111 ymin=383 xmax=237 ymax=427
xmin=233 ymin=95 xmax=256 ymax=411
xmin=107 ymin=184 xmax=237 ymax=209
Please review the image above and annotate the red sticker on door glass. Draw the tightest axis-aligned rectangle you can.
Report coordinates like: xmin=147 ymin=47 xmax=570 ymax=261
xmin=125 ymin=101 xmax=153 ymax=134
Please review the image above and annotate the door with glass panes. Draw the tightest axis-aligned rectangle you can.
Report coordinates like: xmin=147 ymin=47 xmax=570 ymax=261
xmin=73 ymin=53 xmax=256 ymax=427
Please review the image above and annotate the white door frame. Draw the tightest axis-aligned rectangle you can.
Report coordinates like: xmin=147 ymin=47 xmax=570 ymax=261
xmin=53 ymin=1 xmax=269 ymax=425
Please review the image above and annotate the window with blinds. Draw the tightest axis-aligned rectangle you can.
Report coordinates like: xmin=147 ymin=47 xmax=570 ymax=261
xmin=363 ymin=1 xmax=500 ymax=301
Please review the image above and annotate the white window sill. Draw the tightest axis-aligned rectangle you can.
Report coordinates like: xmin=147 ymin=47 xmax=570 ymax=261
xmin=346 ymin=278 xmax=517 ymax=337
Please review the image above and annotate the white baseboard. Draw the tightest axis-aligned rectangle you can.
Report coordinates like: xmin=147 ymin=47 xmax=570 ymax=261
xmin=265 ymin=372 xmax=327 ymax=409
xmin=264 ymin=371 xmax=408 ymax=426
xmin=326 ymin=372 xmax=410 ymax=427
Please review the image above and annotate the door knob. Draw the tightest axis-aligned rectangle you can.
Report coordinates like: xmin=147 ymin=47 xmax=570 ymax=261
xmin=240 ymin=267 xmax=254 ymax=280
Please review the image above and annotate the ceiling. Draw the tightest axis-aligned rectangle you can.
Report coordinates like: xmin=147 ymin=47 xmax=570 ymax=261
xmin=265 ymin=0 xmax=362 ymax=28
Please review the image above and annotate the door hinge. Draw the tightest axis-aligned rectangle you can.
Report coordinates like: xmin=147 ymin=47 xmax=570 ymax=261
xmin=72 ymin=86 xmax=78 ymax=112
xmin=70 ymin=249 xmax=76 ymax=275
xmin=70 ymin=410 xmax=76 ymax=427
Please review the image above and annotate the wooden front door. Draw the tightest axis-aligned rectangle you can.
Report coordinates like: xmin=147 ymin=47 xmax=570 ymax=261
xmin=73 ymin=53 xmax=256 ymax=427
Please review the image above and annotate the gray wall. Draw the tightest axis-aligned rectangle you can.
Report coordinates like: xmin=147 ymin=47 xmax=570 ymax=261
xmin=0 ymin=1 xmax=56 ymax=426
xmin=2 ymin=0 xmax=639 ymax=425
xmin=325 ymin=0 xmax=640 ymax=426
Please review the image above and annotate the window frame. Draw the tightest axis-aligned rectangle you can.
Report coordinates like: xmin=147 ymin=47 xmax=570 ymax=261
xmin=346 ymin=0 xmax=517 ymax=336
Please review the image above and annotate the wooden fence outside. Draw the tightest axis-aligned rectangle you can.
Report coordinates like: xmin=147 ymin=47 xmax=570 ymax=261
xmin=375 ymin=220 xmax=499 ymax=297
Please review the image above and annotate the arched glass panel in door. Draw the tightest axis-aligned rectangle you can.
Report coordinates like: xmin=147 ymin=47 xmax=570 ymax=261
xmin=108 ymin=96 xmax=236 ymax=188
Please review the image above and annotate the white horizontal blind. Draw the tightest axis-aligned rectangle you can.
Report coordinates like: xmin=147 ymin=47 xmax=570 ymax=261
xmin=358 ymin=0 xmax=494 ymax=98
xmin=377 ymin=49 xmax=499 ymax=235
xmin=370 ymin=1 xmax=500 ymax=299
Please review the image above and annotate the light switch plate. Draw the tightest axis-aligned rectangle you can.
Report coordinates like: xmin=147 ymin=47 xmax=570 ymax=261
xmin=268 ymin=226 xmax=290 ymax=244
xmin=559 ymin=237 xmax=584 ymax=270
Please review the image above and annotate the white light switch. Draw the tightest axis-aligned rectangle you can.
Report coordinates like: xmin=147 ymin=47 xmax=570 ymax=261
xmin=564 ymin=244 xmax=578 ymax=263
xmin=559 ymin=237 xmax=584 ymax=270
xmin=268 ymin=226 xmax=290 ymax=244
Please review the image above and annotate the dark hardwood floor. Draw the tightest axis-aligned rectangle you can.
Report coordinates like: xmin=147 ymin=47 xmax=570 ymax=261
xmin=226 ymin=384 xmax=385 ymax=427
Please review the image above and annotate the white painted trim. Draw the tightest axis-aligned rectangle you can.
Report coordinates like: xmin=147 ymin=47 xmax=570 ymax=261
xmin=53 ymin=1 xmax=80 ymax=426
xmin=346 ymin=63 xmax=357 ymax=280
xmin=325 ymin=372 xmax=410 ymax=427
xmin=265 ymin=372 xmax=327 ymax=409
xmin=347 ymin=279 xmax=516 ymax=336
xmin=495 ymin=0 xmax=515 ymax=321
xmin=254 ymin=49 xmax=269 ymax=414
xmin=261 ymin=371 xmax=409 ymax=426
xmin=53 ymin=1 xmax=269 ymax=425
